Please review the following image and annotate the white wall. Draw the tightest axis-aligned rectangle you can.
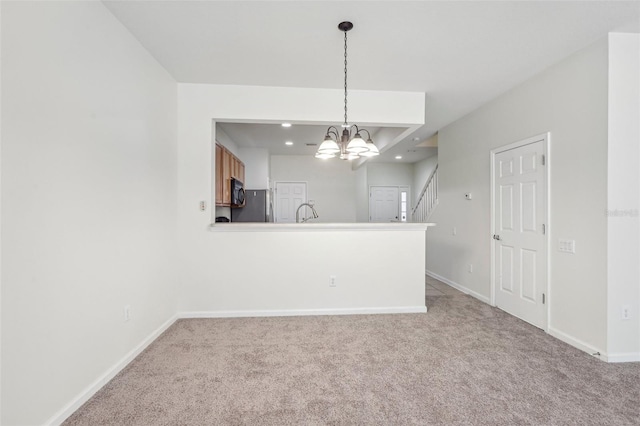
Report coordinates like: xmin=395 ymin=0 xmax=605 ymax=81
xmin=176 ymin=83 xmax=424 ymax=313
xmin=355 ymin=165 xmax=369 ymax=222
xmin=270 ymin=155 xmax=356 ymax=223
xmin=427 ymin=37 xmax=610 ymax=355
xmin=1 ymin=2 xmax=177 ymax=424
xmin=238 ymin=147 xmax=269 ymax=189
xmin=368 ymin=162 xmax=414 ymax=211
xmin=214 ymin=124 xmax=240 ymax=156
xmin=367 ymin=163 xmax=414 ymax=188
xmin=606 ymin=33 xmax=640 ymax=361
xmin=268 ymin=158 xmax=421 ymax=225
xmin=352 ymin=162 xmax=415 ymax=222
xmin=413 ymin=155 xmax=438 ymax=208
xmin=188 ymin=226 xmax=427 ymax=314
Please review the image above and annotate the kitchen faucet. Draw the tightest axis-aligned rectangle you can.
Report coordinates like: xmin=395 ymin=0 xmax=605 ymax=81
xmin=296 ymin=203 xmax=319 ymax=223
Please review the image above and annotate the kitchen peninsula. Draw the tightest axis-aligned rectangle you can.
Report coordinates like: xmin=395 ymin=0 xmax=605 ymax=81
xmin=197 ymin=222 xmax=435 ymax=317
xmin=177 ymin=84 xmax=427 ymax=318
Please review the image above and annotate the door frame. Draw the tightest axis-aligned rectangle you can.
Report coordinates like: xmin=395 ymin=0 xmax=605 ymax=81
xmin=490 ymin=132 xmax=551 ymax=331
xmin=399 ymin=186 xmax=411 ymax=222
xmin=273 ymin=181 xmax=307 ymax=223
xmin=368 ymin=185 xmax=411 ymax=222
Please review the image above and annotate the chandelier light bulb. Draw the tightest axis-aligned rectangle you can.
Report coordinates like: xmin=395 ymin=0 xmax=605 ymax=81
xmin=315 ymin=152 xmax=335 ymax=159
xmin=317 ymin=135 xmax=340 ymax=154
xmin=359 ymin=139 xmax=380 ymax=157
xmin=346 ymin=133 xmax=369 ymax=154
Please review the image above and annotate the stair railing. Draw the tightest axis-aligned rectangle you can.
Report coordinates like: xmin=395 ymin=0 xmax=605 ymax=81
xmin=411 ymin=164 xmax=438 ymax=222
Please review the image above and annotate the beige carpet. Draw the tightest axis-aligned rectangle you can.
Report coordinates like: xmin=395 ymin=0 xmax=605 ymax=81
xmin=64 ymin=281 xmax=640 ymax=425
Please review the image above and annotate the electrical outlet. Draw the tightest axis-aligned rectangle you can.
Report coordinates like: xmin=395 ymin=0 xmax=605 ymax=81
xmin=468 ymin=264 xmax=473 ymax=273
xmin=199 ymin=201 xmax=206 ymax=211
xmin=452 ymin=227 xmax=457 ymax=236
xmin=123 ymin=305 xmax=131 ymax=322
xmin=329 ymin=275 xmax=337 ymax=287
xmin=622 ymin=305 xmax=631 ymax=320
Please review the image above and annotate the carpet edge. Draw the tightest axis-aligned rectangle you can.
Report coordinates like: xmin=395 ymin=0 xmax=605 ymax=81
xmin=426 ymin=269 xmax=491 ymax=304
xmin=46 ymin=313 xmax=179 ymax=426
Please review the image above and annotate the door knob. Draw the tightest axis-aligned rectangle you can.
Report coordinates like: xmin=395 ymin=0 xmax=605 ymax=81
xmin=493 ymin=234 xmax=501 ymax=241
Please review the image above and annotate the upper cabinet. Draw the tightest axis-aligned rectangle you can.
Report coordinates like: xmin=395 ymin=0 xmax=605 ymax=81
xmin=215 ymin=144 xmax=224 ymax=205
xmin=215 ymin=142 xmax=245 ymax=206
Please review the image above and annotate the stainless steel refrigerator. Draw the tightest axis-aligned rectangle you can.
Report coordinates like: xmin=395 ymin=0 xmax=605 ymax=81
xmin=231 ymin=189 xmax=272 ymax=222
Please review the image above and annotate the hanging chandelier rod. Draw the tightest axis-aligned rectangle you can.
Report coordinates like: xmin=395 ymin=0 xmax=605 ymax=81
xmin=315 ymin=21 xmax=379 ymax=160
xmin=342 ymin=21 xmax=350 ymax=128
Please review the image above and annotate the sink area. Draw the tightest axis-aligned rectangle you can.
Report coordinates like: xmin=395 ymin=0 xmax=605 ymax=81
xmin=296 ymin=203 xmax=319 ymax=223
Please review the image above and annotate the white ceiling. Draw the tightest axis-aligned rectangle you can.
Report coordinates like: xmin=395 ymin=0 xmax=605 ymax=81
xmin=217 ymin=122 xmax=435 ymax=162
xmin=104 ymin=0 xmax=640 ymax=162
xmin=217 ymin=122 xmax=378 ymax=155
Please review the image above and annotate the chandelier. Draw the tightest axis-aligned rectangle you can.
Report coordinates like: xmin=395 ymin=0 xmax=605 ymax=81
xmin=315 ymin=21 xmax=379 ymax=160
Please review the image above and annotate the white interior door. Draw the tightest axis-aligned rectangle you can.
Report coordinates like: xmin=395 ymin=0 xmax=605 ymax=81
xmin=274 ymin=182 xmax=306 ymax=223
xmin=493 ymin=140 xmax=547 ymax=328
xmin=370 ymin=186 xmax=399 ymax=222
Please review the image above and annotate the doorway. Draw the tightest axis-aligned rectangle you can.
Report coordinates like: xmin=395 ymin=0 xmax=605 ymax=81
xmin=274 ymin=182 xmax=307 ymax=223
xmin=369 ymin=186 xmax=410 ymax=222
xmin=491 ymin=134 xmax=549 ymax=329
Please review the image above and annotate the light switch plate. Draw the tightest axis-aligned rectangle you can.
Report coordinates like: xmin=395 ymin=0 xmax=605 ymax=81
xmin=558 ymin=239 xmax=575 ymax=253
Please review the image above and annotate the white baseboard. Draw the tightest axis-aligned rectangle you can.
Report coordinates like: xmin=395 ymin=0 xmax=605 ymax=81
xmin=547 ymin=326 xmax=607 ymax=361
xmin=180 ymin=306 xmax=427 ymax=319
xmin=426 ymin=269 xmax=491 ymax=305
xmin=45 ymin=304 xmax=426 ymax=424
xmin=46 ymin=314 xmax=178 ymax=426
xmin=39 ymin=298 xmax=638 ymax=426
xmin=603 ymin=352 xmax=640 ymax=363
xmin=425 ymin=271 xmax=639 ymax=364
xmin=547 ymin=328 xmax=640 ymax=363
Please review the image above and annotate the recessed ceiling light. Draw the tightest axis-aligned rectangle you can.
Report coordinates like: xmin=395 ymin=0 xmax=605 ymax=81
xmin=395 ymin=155 xmax=403 ymax=160
xmin=412 ymin=137 xmax=420 ymax=142
xmin=285 ymin=141 xmax=294 ymax=146
xmin=281 ymin=123 xmax=292 ymax=128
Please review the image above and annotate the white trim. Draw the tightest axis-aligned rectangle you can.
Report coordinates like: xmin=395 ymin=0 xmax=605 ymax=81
xmin=399 ymin=185 xmax=411 ymax=222
xmin=490 ymin=133 xmax=550 ymax=331
xmin=426 ymin=270 xmax=491 ymax=305
xmin=603 ymin=352 xmax=640 ymax=363
xmin=425 ymin=272 xmax=634 ymax=364
xmin=180 ymin=306 xmax=427 ymax=319
xmin=45 ymin=303 xmax=428 ymax=425
xmin=547 ymin=326 xmax=606 ymax=361
xmin=209 ymin=222 xmax=435 ymax=232
xmin=45 ymin=314 xmax=178 ymax=426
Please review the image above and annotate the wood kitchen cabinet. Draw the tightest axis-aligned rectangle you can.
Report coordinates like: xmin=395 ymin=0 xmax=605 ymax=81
xmin=215 ymin=142 xmax=245 ymax=206
xmin=222 ymin=148 xmax=232 ymax=204
xmin=237 ymin=162 xmax=245 ymax=184
xmin=215 ymin=144 xmax=223 ymax=205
